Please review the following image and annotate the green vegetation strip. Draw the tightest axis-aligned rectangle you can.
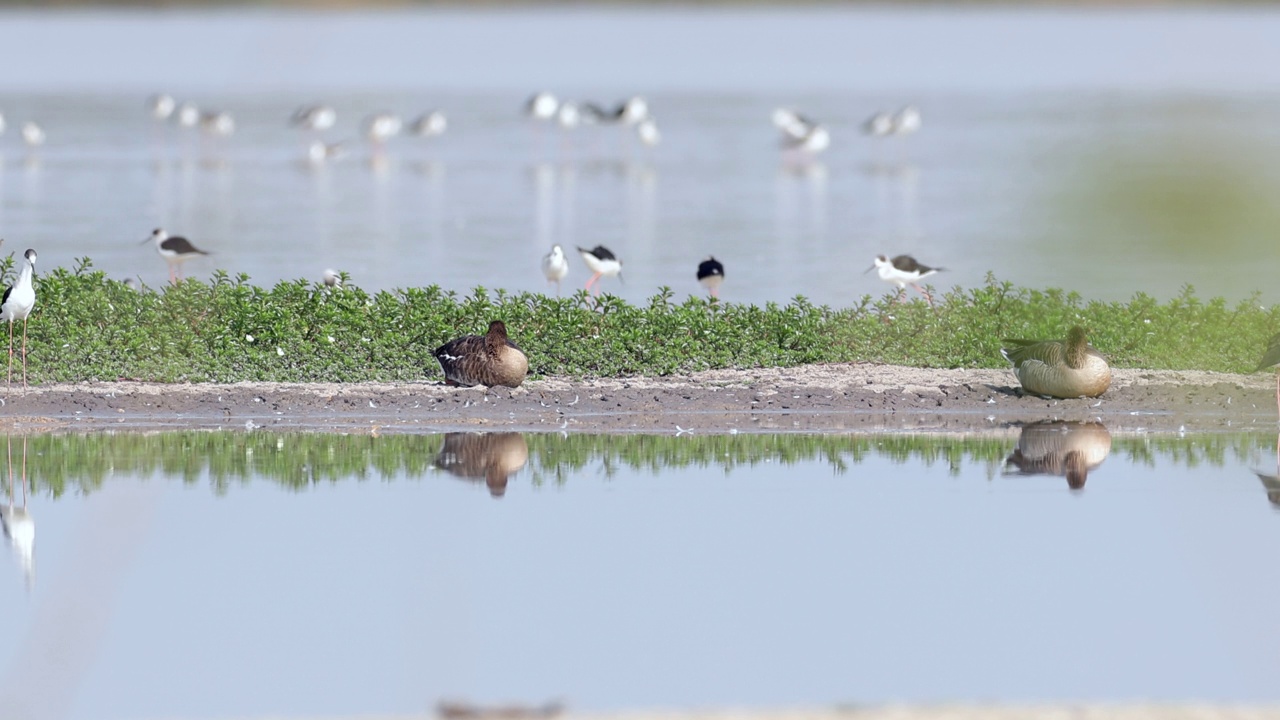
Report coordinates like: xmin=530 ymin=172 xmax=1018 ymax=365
xmin=11 ymin=430 xmax=1270 ymax=498
xmin=14 ymin=258 xmax=1280 ymax=383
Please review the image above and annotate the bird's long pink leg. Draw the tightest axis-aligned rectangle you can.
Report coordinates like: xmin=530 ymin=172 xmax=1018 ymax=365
xmin=586 ymin=273 xmax=601 ymax=295
xmin=6 ymin=321 xmax=12 ymax=392
xmin=21 ymin=317 xmax=28 ymax=394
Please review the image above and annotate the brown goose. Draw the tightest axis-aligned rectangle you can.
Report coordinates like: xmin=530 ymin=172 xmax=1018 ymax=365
xmin=433 ymin=320 xmax=528 ymax=388
xmin=1004 ymin=421 xmax=1113 ymax=490
xmin=432 ymin=432 xmax=530 ymax=498
xmin=1001 ymin=326 xmax=1111 ymax=399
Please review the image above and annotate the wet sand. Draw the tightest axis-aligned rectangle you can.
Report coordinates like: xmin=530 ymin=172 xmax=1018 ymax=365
xmin=2 ymin=364 xmax=1277 ymax=434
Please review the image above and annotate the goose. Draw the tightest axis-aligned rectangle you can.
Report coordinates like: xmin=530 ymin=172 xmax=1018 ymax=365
xmin=1001 ymin=326 xmax=1112 ymax=399
xmin=433 ymin=320 xmax=528 ymax=388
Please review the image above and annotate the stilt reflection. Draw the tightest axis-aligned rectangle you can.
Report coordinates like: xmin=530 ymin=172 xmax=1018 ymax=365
xmin=0 ymin=435 xmax=33 ymax=590
xmin=1004 ymin=421 xmax=1112 ymax=491
xmin=433 ymin=433 xmax=529 ymax=498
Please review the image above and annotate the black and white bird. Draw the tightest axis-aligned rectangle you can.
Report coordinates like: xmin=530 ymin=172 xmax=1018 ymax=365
xmin=577 ymin=245 xmax=623 ymax=295
xmin=147 ymin=93 xmax=177 ymax=121
xmin=772 ymin=108 xmax=829 ymax=155
xmin=541 ymin=245 xmax=569 ymax=295
xmin=363 ymin=112 xmax=403 ymax=147
xmin=584 ymin=96 xmax=649 ymax=126
xmin=1 ymin=249 xmax=37 ymax=394
xmin=21 ymin=122 xmax=45 ymax=148
xmin=866 ymin=254 xmax=945 ymax=306
xmin=526 ymin=92 xmax=560 ymax=121
xmin=863 ymin=111 xmax=894 ymax=137
xmin=892 ymin=105 xmax=922 ymax=137
xmin=323 ymin=269 xmax=342 ymax=289
xmin=697 ymin=256 xmax=725 ymax=298
xmin=143 ymin=228 xmax=209 ymax=285
xmin=409 ymin=111 xmax=447 ymax=138
xmin=291 ymin=104 xmax=337 ymax=132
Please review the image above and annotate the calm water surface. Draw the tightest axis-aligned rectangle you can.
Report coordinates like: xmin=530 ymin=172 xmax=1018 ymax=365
xmin=0 ymin=429 xmax=1278 ymax=719
xmin=0 ymin=9 xmax=1279 ymax=304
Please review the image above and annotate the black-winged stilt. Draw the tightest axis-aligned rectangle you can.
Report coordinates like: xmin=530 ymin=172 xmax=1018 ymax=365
xmin=148 ymin=94 xmax=176 ymax=121
xmin=697 ymin=256 xmax=724 ymax=298
xmin=577 ymin=245 xmax=622 ymax=295
xmin=526 ymin=92 xmax=559 ymax=121
xmin=433 ymin=320 xmax=528 ymax=388
xmin=863 ymin=111 xmax=894 ymax=137
xmin=867 ymin=254 xmax=944 ymax=305
xmin=323 ymin=269 xmax=342 ymax=289
xmin=0 ymin=249 xmax=37 ymax=394
xmin=1 ymin=435 xmax=34 ymax=590
xmin=21 ymin=122 xmax=44 ymax=148
xmin=892 ymin=105 xmax=922 ymax=137
xmin=1001 ymin=326 xmax=1112 ymax=399
xmin=144 ymin=228 xmax=209 ymax=285
xmin=409 ymin=111 xmax=447 ymax=138
xmin=291 ymin=104 xmax=337 ymax=132
xmin=363 ymin=112 xmax=403 ymax=147
xmin=541 ymin=245 xmax=569 ymax=295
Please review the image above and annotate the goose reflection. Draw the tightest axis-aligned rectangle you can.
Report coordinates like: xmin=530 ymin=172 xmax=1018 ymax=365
xmin=1 ymin=435 xmax=33 ymax=591
xmin=1253 ymin=434 xmax=1280 ymax=508
xmin=434 ymin=433 xmax=529 ymax=498
xmin=1004 ymin=421 xmax=1112 ymax=490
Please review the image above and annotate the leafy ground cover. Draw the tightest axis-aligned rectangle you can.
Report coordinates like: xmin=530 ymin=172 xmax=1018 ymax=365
xmin=10 ymin=257 xmax=1279 ymax=383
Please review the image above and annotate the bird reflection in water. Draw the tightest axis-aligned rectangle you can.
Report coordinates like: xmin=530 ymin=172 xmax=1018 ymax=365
xmin=437 ymin=700 xmax=564 ymax=720
xmin=1253 ymin=433 xmax=1280 ymax=509
xmin=0 ymin=435 xmax=34 ymax=590
xmin=433 ymin=433 xmax=529 ymax=498
xmin=1004 ymin=420 xmax=1112 ymax=491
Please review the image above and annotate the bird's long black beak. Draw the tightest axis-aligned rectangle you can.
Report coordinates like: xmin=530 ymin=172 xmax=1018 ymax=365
xmin=139 ymin=236 xmax=152 ymax=245
xmin=863 ymin=264 xmax=876 ymax=274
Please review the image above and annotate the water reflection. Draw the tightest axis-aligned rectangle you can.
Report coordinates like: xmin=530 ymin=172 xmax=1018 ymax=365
xmin=1253 ymin=435 xmax=1280 ymax=508
xmin=0 ymin=436 xmax=33 ymax=591
xmin=1004 ymin=420 xmax=1113 ymax=490
xmin=433 ymin=432 xmax=529 ymax=498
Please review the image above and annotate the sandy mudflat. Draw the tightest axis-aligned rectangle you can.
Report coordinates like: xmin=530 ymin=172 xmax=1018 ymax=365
xmin=2 ymin=364 xmax=1277 ymax=435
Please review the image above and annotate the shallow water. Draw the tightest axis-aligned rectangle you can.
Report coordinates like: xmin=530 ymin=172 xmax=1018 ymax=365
xmin=0 ymin=428 xmax=1279 ymax=719
xmin=1 ymin=8 xmax=1279 ymax=305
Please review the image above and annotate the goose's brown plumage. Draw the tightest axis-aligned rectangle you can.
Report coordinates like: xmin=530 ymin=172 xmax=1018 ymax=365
xmin=432 ymin=432 xmax=530 ymax=498
xmin=1004 ymin=421 xmax=1113 ymax=490
xmin=1001 ymin=326 xmax=1111 ymax=399
xmin=433 ymin=320 xmax=528 ymax=388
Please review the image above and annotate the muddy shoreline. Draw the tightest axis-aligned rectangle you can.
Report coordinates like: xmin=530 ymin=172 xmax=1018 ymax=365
xmin=1 ymin=364 xmax=1276 ymax=435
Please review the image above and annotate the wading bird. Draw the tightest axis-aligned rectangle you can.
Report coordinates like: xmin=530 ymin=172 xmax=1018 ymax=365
xmin=291 ymin=104 xmax=337 ymax=132
xmin=577 ymin=245 xmax=622 ymax=295
xmin=867 ymin=254 xmax=945 ymax=306
xmin=541 ymin=245 xmax=568 ymax=295
xmin=697 ymin=256 xmax=724 ymax=298
xmin=433 ymin=320 xmax=528 ymax=389
xmin=1254 ymin=332 xmax=1280 ymax=417
xmin=526 ymin=92 xmax=559 ymax=121
xmin=143 ymin=228 xmax=209 ymax=285
xmin=1001 ymin=326 xmax=1112 ymax=399
xmin=0 ymin=249 xmax=37 ymax=394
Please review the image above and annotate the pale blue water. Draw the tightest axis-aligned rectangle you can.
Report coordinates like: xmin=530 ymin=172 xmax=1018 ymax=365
xmin=0 ymin=429 xmax=1278 ymax=719
xmin=0 ymin=8 xmax=1279 ymax=305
